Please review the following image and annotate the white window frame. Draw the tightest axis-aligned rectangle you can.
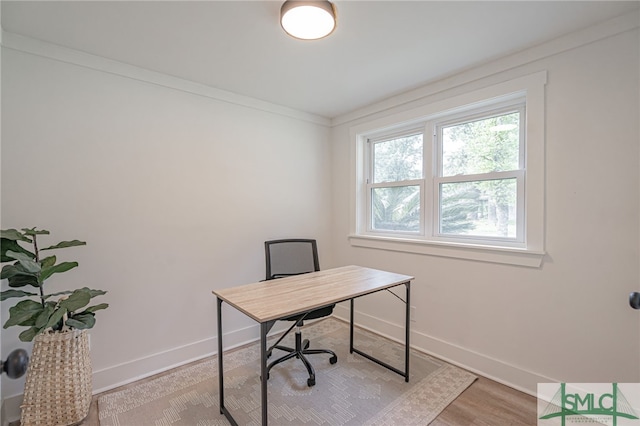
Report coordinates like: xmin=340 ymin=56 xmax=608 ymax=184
xmin=366 ymin=127 xmax=425 ymax=236
xmin=349 ymin=72 xmax=546 ymax=267
xmin=432 ymin=102 xmax=526 ymax=246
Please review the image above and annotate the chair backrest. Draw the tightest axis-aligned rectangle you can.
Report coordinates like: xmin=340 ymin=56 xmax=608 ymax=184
xmin=265 ymin=239 xmax=320 ymax=280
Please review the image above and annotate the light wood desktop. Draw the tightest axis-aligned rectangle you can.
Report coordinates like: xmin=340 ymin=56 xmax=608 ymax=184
xmin=213 ymin=264 xmax=414 ymax=426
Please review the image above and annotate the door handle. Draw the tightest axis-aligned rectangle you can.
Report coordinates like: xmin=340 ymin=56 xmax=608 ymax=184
xmin=630 ymin=292 xmax=640 ymax=309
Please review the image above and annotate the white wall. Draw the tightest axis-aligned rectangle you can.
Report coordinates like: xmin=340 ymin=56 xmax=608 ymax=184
xmin=329 ymin=17 xmax=640 ymax=394
xmin=0 ymin=38 xmax=332 ymax=421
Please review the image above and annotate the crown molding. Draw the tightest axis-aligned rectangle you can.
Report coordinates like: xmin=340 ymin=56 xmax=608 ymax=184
xmin=331 ymin=9 xmax=640 ymax=127
xmin=2 ymin=7 xmax=637 ymax=130
xmin=1 ymin=31 xmax=331 ymax=127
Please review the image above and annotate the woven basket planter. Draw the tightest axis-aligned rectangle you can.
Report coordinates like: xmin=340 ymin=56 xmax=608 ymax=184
xmin=20 ymin=329 xmax=92 ymax=426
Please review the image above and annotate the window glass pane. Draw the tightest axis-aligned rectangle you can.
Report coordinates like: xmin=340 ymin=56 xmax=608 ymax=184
xmin=440 ymin=178 xmax=517 ymax=238
xmin=372 ymin=186 xmax=420 ymax=232
xmin=441 ymin=112 xmax=519 ymax=177
xmin=373 ymin=134 xmax=423 ymax=183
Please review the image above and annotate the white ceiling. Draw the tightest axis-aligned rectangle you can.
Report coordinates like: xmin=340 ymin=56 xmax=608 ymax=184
xmin=2 ymin=1 xmax=638 ymax=118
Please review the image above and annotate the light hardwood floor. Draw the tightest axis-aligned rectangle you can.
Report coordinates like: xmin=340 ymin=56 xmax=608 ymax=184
xmin=432 ymin=376 xmax=537 ymax=425
xmin=63 ymin=368 xmax=536 ymax=425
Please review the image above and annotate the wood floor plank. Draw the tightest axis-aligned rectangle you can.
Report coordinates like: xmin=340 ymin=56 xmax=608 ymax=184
xmin=432 ymin=376 xmax=537 ymax=426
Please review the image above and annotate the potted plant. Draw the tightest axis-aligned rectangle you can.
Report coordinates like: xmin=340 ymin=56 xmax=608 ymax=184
xmin=1 ymin=227 xmax=108 ymax=425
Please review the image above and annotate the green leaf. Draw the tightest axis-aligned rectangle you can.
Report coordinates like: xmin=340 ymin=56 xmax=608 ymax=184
xmin=59 ymin=289 xmax=91 ymax=312
xmin=21 ymin=228 xmax=49 ymax=236
xmin=0 ymin=289 xmax=38 ymax=301
xmin=83 ymin=303 xmax=109 ymax=313
xmin=1 ymin=263 xmax=38 ymax=280
xmin=19 ymin=326 xmax=41 ymax=342
xmin=40 ymin=255 xmax=56 ymax=269
xmin=4 ymin=300 xmax=44 ymax=328
xmin=1 ymin=229 xmax=32 ymax=242
xmin=7 ymin=273 xmax=40 ymax=288
xmin=40 ymin=261 xmax=78 ymax=282
xmin=43 ymin=306 xmax=66 ymax=330
xmin=1 ymin=238 xmax=34 ymax=262
xmin=78 ymin=287 xmax=107 ymax=298
xmin=35 ymin=304 xmax=55 ymax=329
xmin=66 ymin=313 xmax=95 ymax=329
xmin=2 ymin=263 xmax=40 ymax=288
xmin=41 ymin=240 xmax=86 ymax=251
xmin=47 ymin=288 xmax=107 ymax=301
xmin=6 ymin=252 xmax=41 ymax=274
xmin=0 ymin=264 xmax=17 ymax=280
xmin=6 ymin=250 xmax=37 ymax=263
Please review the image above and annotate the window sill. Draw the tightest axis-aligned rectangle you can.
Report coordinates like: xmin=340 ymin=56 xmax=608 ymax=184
xmin=348 ymin=234 xmax=545 ymax=268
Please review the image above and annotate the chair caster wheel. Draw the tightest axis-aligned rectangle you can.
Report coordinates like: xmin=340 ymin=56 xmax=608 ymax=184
xmin=329 ymin=356 xmax=337 ymax=364
xmin=307 ymin=377 xmax=315 ymax=387
xmin=303 ymin=339 xmax=310 ymax=350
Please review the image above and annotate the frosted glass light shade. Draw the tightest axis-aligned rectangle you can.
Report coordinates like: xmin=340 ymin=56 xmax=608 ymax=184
xmin=280 ymin=1 xmax=337 ymax=40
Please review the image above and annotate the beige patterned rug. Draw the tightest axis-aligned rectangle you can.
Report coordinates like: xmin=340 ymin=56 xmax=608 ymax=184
xmin=98 ymin=318 xmax=476 ymax=425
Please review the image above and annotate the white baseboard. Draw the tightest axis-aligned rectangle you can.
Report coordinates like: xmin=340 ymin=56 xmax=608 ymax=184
xmin=94 ymin=319 xmax=289 ymax=393
xmin=333 ymin=304 xmax=556 ymax=397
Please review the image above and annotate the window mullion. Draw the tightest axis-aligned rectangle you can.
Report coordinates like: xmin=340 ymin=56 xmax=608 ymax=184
xmin=424 ymin=122 xmax=435 ymax=239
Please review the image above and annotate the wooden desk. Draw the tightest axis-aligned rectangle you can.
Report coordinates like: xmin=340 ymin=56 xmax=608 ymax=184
xmin=213 ymin=265 xmax=414 ymax=425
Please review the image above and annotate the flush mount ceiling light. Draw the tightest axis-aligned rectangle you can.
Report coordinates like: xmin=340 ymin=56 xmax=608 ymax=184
xmin=280 ymin=1 xmax=337 ymax=40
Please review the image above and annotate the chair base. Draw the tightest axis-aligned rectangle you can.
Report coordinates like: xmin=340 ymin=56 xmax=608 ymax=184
xmin=267 ymin=329 xmax=337 ymax=387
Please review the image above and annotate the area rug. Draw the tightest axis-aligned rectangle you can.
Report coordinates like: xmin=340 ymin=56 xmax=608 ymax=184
xmin=98 ymin=318 xmax=476 ymax=425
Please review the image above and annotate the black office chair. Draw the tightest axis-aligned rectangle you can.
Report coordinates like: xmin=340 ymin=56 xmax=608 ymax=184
xmin=264 ymin=239 xmax=338 ymax=387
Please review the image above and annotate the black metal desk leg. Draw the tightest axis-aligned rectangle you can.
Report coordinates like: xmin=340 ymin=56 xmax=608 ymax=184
xmin=260 ymin=322 xmax=268 ymax=425
xmin=217 ymin=297 xmax=224 ymax=414
xmin=405 ymin=281 xmax=411 ymax=382
xmin=350 ymin=298 xmax=354 ymax=353
xmin=349 ymin=283 xmax=411 ymax=382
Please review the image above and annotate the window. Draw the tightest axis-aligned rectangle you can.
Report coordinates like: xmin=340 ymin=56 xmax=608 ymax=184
xmin=435 ymin=106 xmax=524 ymax=244
xmin=368 ymin=131 xmax=423 ymax=233
xmin=350 ymin=72 xmax=546 ymax=267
